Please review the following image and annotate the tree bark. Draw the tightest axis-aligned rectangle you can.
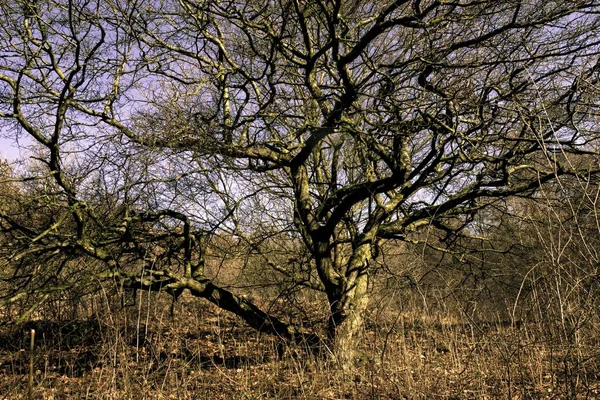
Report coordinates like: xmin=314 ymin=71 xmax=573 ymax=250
xmin=328 ymin=272 xmax=369 ymax=368
xmin=326 ymin=243 xmax=372 ymax=368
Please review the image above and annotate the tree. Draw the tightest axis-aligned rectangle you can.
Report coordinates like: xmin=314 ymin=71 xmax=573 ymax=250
xmin=1 ymin=0 xmax=600 ymax=366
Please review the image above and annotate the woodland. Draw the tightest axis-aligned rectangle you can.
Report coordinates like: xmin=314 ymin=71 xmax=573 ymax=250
xmin=1 ymin=0 xmax=600 ymax=398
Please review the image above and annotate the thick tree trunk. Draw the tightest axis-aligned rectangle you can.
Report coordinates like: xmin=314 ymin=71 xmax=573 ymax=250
xmin=326 ymin=243 xmax=372 ymax=368
xmin=328 ymin=272 xmax=370 ymax=368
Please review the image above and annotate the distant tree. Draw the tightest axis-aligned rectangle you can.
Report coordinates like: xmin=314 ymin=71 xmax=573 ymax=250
xmin=1 ymin=0 xmax=600 ymax=366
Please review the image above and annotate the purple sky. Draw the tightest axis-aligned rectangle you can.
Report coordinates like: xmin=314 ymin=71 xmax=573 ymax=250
xmin=0 ymin=137 xmax=26 ymax=161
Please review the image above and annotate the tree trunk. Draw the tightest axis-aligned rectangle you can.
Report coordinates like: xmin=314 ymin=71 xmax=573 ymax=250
xmin=328 ymin=272 xmax=369 ymax=368
xmin=326 ymin=243 xmax=371 ymax=368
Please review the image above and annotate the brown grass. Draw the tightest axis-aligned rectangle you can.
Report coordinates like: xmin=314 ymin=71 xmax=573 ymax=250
xmin=1 ymin=288 xmax=599 ymax=400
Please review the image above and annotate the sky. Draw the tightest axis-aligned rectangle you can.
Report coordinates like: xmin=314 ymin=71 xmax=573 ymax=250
xmin=0 ymin=137 xmax=27 ymax=162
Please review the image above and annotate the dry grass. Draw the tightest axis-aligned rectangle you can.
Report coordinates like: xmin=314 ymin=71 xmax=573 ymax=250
xmin=1 ymin=287 xmax=599 ymax=400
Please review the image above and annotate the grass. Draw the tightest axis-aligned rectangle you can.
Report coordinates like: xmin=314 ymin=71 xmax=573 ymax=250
xmin=1 ymin=288 xmax=599 ymax=399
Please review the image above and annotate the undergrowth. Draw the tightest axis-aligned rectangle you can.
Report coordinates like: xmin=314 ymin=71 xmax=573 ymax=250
xmin=1 ymin=289 xmax=599 ymax=399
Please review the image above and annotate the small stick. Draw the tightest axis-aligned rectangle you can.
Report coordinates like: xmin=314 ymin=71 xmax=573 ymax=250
xmin=28 ymin=329 xmax=35 ymax=400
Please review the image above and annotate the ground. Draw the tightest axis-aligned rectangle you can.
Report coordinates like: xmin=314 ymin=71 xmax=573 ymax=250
xmin=1 ymin=292 xmax=599 ymax=399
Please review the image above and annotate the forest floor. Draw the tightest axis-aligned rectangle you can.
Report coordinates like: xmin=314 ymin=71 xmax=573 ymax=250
xmin=1 ymin=293 xmax=599 ymax=399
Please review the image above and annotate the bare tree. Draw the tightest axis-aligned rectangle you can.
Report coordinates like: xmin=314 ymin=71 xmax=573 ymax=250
xmin=1 ymin=0 xmax=600 ymax=366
